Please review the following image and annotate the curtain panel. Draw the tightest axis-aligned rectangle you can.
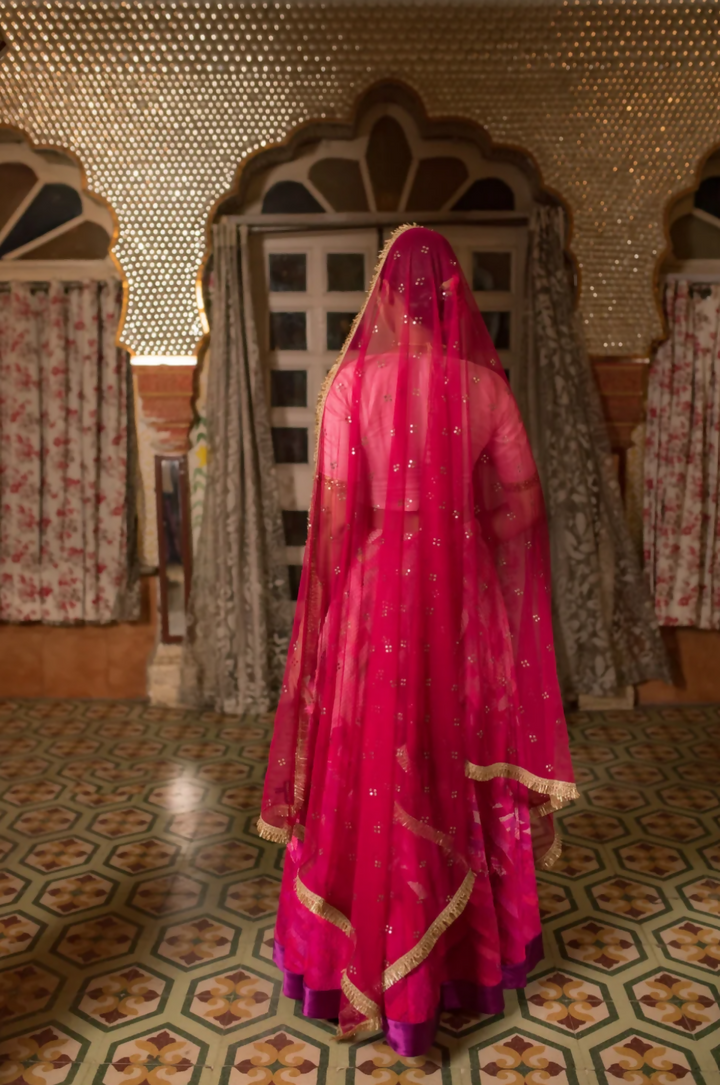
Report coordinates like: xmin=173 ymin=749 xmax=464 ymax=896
xmin=184 ymin=222 xmax=291 ymax=714
xmin=524 ymin=205 xmax=669 ymax=698
xmin=644 ymin=280 xmax=720 ymax=628
xmin=0 ymin=280 xmax=138 ymax=623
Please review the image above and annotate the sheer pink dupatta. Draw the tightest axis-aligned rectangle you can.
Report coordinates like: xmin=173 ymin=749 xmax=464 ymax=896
xmin=260 ymin=226 xmax=577 ymax=1037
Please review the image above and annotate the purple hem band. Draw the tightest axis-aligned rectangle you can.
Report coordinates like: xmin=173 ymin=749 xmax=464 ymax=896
xmin=272 ymin=932 xmax=544 ymax=1056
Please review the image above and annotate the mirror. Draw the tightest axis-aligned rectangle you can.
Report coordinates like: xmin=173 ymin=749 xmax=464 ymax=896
xmin=155 ymin=454 xmax=192 ymax=643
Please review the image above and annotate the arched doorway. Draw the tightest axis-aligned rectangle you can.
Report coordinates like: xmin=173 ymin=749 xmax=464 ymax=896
xmin=198 ymin=84 xmax=554 ymax=598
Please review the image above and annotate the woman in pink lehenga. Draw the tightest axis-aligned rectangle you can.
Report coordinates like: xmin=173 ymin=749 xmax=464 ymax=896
xmin=259 ymin=226 xmax=578 ymax=1055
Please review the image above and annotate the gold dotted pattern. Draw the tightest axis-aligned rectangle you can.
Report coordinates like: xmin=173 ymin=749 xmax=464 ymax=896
xmin=1 ymin=2 xmax=718 ymax=355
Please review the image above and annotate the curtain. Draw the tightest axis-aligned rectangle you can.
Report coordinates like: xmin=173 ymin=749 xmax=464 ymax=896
xmin=184 ymin=222 xmax=291 ymax=714
xmin=644 ymin=280 xmax=720 ymax=628
xmin=0 ymin=280 xmax=138 ymax=623
xmin=523 ymin=205 xmax=669 ymax=698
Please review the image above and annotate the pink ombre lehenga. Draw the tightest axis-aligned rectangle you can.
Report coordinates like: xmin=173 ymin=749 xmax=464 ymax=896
xmin=259 ymin=226 xmax=578 ymax=1055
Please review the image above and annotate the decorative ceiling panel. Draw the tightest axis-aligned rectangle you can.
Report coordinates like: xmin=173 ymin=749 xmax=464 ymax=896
xmin=0 ymin=1 xmax=718 ymax=356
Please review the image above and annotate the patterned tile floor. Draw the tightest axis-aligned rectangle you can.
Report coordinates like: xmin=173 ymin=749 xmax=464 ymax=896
xmin=0 ymin=700 xmax=719 ymax=1085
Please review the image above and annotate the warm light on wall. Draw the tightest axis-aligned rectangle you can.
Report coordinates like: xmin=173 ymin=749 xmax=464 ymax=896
xmin=132 ymin=355 xmax=197 ymax=366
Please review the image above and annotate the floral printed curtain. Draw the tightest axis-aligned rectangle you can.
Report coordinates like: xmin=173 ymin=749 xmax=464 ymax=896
xmin=0 ymin=281 xmax=138 ymax=623
xmin=523 ymin=206 xmax=669 ymax=698
xmin=644 ymin=280 xmax=720 ymax=628
xmin=184 ymin=223 xmax=291 ymax=713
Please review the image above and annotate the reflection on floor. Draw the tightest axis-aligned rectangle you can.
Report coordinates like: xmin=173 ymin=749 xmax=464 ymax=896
xmin=0 ymin=701 xmax=719 ymax=1084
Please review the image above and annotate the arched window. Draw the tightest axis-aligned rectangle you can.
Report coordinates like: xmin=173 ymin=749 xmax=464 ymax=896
xmin=664 ymin=150 xmax=720 ymax=273
xmin=0 ymin=132 xmax=117 ymax=280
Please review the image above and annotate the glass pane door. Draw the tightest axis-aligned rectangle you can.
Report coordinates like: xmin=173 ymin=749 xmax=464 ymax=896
xmin=251 ymin=228 xmax=379 ymax=599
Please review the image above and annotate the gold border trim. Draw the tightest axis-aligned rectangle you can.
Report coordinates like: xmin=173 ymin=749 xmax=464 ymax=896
xmin=538 ymin=832 xmax=563 ymax=870
xmin=393 ymin=801 xmax=467 ymax=869
xmin=465 ymin=761 xmax=579 ymax=805
xmin=256 ymin=816 xmax=292 ymax=844
xmin=295 ymin=874 xmax=355 ymax=940
xmin=382 ymin=869 xmax=476 ymax=990
xmin=341 ymin=973 xmax=382 ymax=1029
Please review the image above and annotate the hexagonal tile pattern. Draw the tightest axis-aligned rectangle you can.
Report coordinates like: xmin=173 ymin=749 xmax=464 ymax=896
xmin=643 ymin=724 xmax=695 ymax=744
xmin=153 ymin=917 xmax=240 ymax=969
xmin=608 ymin=761 xmax=667 ymax=786
xmin=73 ymin=963 xmax=169 ymax=1028
xmin=159 ymin=724 xmax=207 ymax=740
xmin=690 ymin=740 xmax=720 ymax=761
xmin=146 ymin=780 xmax=207 ymax=812
xmin=0 ymin=870 xmax=29 ymax=906
xmin=10 ymin=804 xmax=80 ymax=837
xmin=583 ymin=726 xmax=634 ymax=744
xmin=197 ymin=761 xmax=251 ymax=783
xmin=626 ymin=968 xmax=720 ymax=1037
xmin=111 ymin=740 xmax=165 ymax=759
xmin=192 ymin=840 xmax=261 ymax=876
xmin=2 ymin=780 xmax=64 ymax=806
xmin=627 ymin=743 xmax=680 ymax=764
xmin=184 ymin=964 xmax=279 ymax=1031
xmin=615 ymin=842 xmax=690 ymax=879
xmin=220 ymin=725 xmax=266 ymax=743
xmin=0 ymin=1021 xmax=88 ymax=1083
xmin=567 ymin=743 xmax=615 ymax=765
xmin=586 ymin=877 xmax=669 ymax=922
xmin=676 ymin=761 xmax=720 ymax=786
xmin=555 ymin=919 xmax=645 ymax=973
xmin=590 ymin=1029 xmax=703 ymax=1085
xmin=168 ymin=810 xmax=230 ymax=839
xmin=536 ymin=879 xmax=577 ymax=921
xmin=659 ymin=785 xmax=719 ymax=813
xmin=0 ymin=736 xmax=39 ymax=756
xmin=655 ymin=918 xmax=720 ymax=974
xmin=550 ymin=844 xmax=603 ymax=880
xmin=470 ymin=1029 xmax=577 ymax=1085
xmin=128 ymin=874 xmax=206 ymax=916
xmin=437 ymin=1007 xmax=501 ymax=1038
xmin=222 ymin=876 xmax=281 ymax=919
xmin=0 ymin=912 xmax=45 ymax=958
xmin=586 ymin=785 xmax=646 ymax=812
xmin=106 ymin=837 xmax=180 ymax=874
xmin=252 ymin=925 xmax=275 ymax=966
xmin=225 ymin=1027 xmax=329 ymax=1085
xmin=220 ymin=783 xmax=264 ymax=811
xmin=519 ymin=968 xmax=617 ymax=1035
xmin=638 ymin=811 xmax=706 ymax=843
xmin=48 ymin=738 xmax=101 ymax=758
xmin=177 ymin=741 xmax=228 ymax=761
xmin=678 ymin=876 xmax=720 ymax=919
xmin=561 ymin=812 xmax=627 ymax=843
xmin=0 ymin=757 xmax=50 ymax=780
xmin=0 ymin=962 xmax=64 ymax=1023
xmin=90 ymin=807 xmax=156 ymax=839
xmin=35 ymin=872 xmax=117 ymax=915
xmin=572 ymin=765 xmax=598 ymax=786
xmin=22 ymin=835 xmax=97 ymax=873
xmin=238 ymin=742 xmax=271 ymax=763
xmin=700 ymin=842 xmax=720 ymax=872
xmin=3 ymin=698 xmax=720 ymax=1075
xmin=52 ymin=913 xmax=140 ymax=966
xmin=95 ymin=1024 xmax=208 ymax=1085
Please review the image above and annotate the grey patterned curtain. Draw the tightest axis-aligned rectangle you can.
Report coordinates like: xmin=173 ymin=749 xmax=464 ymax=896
xmin=522 ymin=205 xmax=669 ymax=699
xmin=183 ymin=222 xmax=291 ymax=713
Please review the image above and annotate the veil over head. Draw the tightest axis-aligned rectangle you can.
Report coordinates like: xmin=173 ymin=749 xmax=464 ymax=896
xmin=260 ymin=225 xmax=577 ymax=1039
